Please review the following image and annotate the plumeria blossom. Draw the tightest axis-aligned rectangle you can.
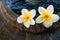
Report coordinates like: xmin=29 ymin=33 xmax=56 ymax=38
xmin=17 ymin=9 xmax=36 ymax=28
xmin=36 ymin=5 xmax=59 ymax=28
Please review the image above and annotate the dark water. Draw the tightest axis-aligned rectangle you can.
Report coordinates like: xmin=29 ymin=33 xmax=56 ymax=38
xmin=5 ymin=0 xmax=60 ymax=15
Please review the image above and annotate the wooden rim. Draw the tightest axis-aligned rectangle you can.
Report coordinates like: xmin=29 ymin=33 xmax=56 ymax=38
xmin=1 ymin=2 xmax=60 ymax=34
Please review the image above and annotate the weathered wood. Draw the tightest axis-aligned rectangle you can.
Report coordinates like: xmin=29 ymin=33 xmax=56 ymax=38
xmin=0 ymin=0 xmax=60 ymax=40
xmin=1 ymin=2 xmax=60 ymax=33
xmin=1 ymin=2 xmax=47 ymax=33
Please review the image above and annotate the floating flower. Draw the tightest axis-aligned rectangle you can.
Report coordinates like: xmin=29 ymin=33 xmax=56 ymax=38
xmin=36 ymin=5 xmax=59 ymax=28
xmin=17 ymin=9 xmax=36 ymax=28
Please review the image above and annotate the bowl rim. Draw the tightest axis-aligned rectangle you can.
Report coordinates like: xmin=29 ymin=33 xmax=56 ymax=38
xmin=1 ymin=0 xmax=59 ymax=34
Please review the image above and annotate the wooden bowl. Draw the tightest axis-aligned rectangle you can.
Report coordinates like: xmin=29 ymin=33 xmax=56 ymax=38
xmin=1 ymin=0 xmax=60 ymax=34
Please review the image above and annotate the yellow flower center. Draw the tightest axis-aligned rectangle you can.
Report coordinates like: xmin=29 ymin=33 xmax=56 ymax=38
xmin=44 ymin=14 xmax=53 ymax=23
xmin=39 ymin=10 xmax=53 ymax=23
xmin=21 ymin=13 xmax=32 ymax=22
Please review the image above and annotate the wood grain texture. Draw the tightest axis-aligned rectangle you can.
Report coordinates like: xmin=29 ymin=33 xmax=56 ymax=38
xmin=0 ymin=2 xmax=60 ymax=40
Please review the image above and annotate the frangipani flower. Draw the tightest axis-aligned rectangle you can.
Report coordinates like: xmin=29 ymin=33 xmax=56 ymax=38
xmin=36 ymin=5 xmax=59 ymax=28
xmin=17 ymin=9 xmax=36 ymax=28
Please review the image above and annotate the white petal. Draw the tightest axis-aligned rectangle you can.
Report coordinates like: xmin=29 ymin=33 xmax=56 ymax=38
xmin=35 ymin=16 xmax=44 ymax=23
xmin=24 ymin=22 xmax=30 ymax=28
xmin=47 ymin=5 xmax=54 ymax=14
xmin=38 ymin=7 xmax=47 ymax=15
xmin=21 ymin=9 xmax=29 ymax=14
xmin=30 ymin=19 xmax=35 ymax=25
xmin=52 ymin=14 xmax=59 ymax=22
xmin=43 ymin=21 xmax=53 ymax=28
xmin=17 ymin=16 xmax=23 ymax=23
xmin=30 ymin=9 xmax=36 ymax=18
